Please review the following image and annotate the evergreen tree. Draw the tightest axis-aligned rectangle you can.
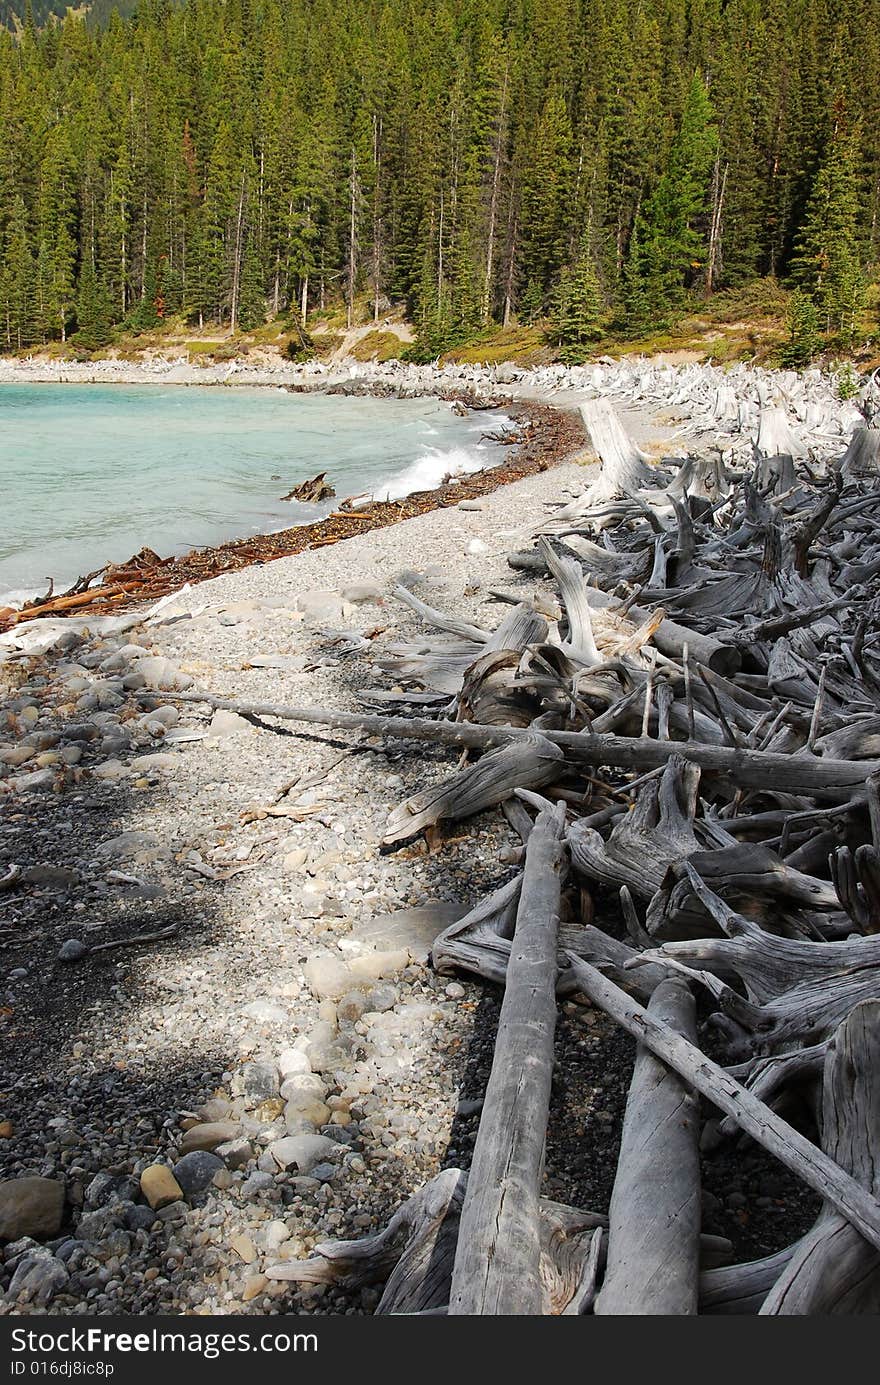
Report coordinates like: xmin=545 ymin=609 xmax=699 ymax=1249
xmin=37 ymin=126 xmax=78 ymax=341
xmin=548 ymin=238 xmax=606 ymax=359
xmin=0 ymin=196 xmax=37 ymax=349
xmin=781 ymin=289 xmax=821 ymax=367
xmin=0 ymin=0 xmax=874 ymax=354
xmin=790 ymin=102 xmax=864 ymax=340
xmin=75 ymin=254 xmax=113 ymax=348
xmin=623 ymin=75 xmax=719 ymax=330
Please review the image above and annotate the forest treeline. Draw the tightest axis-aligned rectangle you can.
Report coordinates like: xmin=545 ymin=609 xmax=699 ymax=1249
xmin=0 ymin=0 xmax=877 ymax=357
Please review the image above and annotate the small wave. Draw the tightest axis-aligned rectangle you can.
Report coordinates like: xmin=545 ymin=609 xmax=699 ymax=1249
xmin=0 ymin=585 xmax=45 ymax=610
xmin=372 ymin=446 xmax=489 ymax=501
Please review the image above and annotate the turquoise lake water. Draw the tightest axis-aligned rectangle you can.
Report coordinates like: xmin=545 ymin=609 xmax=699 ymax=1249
xmin=0 ymin=384 xmax=511 ymax=604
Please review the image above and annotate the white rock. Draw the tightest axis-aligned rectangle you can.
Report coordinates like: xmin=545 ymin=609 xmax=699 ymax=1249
xmin=209 ymin=709 xmax=256 ymax=738
xmin=267 ymin=1134 xmax=340 ymax=1173
xmin=303 ymin=954 xmax=354 ymax=1001
xmin=465 ymin=538 xmax=489 ymax=555
xmin=133 ymin=656 xmax=193 ymax=692
xmin=277 ymin=1048 xmax=312 ymax=1079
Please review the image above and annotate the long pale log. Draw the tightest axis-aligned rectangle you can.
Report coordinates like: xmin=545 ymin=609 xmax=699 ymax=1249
xmin=594 ymin=978 xmax=701 ymax=1315
xmin=566 ymin=955 xmax=880 ymax=1256
xmin=448 ymin=803 xmax=566 ymax=1314
xmin=158 ymin=692 xmax=880 ymax=800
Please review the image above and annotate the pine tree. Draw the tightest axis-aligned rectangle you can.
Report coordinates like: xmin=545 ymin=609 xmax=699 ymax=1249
xmin=0 ymin=196 xmax=38 ymax=349
xmin=75 ymin=255 xmax=113 ymax=348
xmin=781 ymin=289 xmax=821 ymax=367
xmin=790 ymin=102 xmax=864 ymax=341
xmin=37 ymin=126 xmax=78 ymax=342
xmin=548 ymin=239 xmax=606 ymax=360
xmin=623 ymin=74 xmax=719 ymax=330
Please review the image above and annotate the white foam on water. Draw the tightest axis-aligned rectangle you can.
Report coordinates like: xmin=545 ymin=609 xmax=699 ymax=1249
xmin=372 ymin=445 xmax=491 ymax=501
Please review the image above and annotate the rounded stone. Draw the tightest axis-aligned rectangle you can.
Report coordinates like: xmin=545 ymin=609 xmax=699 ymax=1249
xmin=172 ymin=1151 xmax=225 ymax=1196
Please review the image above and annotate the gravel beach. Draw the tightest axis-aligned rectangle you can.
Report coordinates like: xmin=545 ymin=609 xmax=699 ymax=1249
xmin=0 ymin=393 xmax=818 ymax=1316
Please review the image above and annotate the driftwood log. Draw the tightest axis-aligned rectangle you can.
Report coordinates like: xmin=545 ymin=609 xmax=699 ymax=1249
xmin=448 ymin=803 xmax=566 ymax=1314
xmin=593 ymin=978 xmax=701 ymax=1314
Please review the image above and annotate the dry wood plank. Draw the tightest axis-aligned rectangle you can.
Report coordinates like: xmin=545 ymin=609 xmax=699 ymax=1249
xmin=448 ymin=803 xmax=566 ymax=1314
xmin=383 ymin=732 xmax=564 ymax=844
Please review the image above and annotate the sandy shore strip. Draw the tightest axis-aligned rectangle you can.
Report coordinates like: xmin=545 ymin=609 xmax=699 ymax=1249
xmin=0 ymin=449 xmax=816 ymax=1315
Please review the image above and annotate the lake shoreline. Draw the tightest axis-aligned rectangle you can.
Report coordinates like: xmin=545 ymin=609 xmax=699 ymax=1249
xmin=1 ymin=398 xmax=586 ymax=629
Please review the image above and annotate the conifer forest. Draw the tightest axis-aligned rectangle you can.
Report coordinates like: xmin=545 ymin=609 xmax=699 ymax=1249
xmin=0 ymin=0 xmax=877 ymax=355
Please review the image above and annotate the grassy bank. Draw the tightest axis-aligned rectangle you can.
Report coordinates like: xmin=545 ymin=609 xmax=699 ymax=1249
xmin=3 ymin=279 xmax=878 ymax=375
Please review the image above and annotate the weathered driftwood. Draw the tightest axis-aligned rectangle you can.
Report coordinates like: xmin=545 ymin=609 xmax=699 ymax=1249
xmin=264 ymin=1167 xmax=467 ymax=1314
xmin=594 ymin=978 xmax=701 ymax=1315
xmin=280 ymin=471 xmax=335 ymax=502
xmin=383 ymin=733 xmax=564 ymax=844
xmin=569 ymin=755 xmax=701 ymax=899
xmin=840 ymin=423 xmax=880 ymax=481
xmin=159 ymin=693 xmax=880 ymax=800
xmin=638 ymin=866 xmax=880 ymax=1050
xmin=699 ymin=1241 xmax=801 ymax=1314
xmin=269 ymin=1165 xmax=607 ymax=1316
xmin=644 ymin=843 xmax=840 ymax=941
xmin=565 ymin=955 xmax=880 ymax=1256
xmin=760 ymin=1001 xmax=880 ymax=1314
xmin=548 ymin=398 xmax=661 ymax=509
xmin=583 ymin=585 xmax=741 ymax=676
xmin=448 ymin=803 xmax=566 ymax=1314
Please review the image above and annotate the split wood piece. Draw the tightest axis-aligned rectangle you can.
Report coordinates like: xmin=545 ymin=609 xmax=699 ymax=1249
xmin=814 ymin=717 xmax=880 ymax=760
xmin=594 ymin=978 xmax=702 ymax=1315
xmin=648 ymin=865 xmax=880 ymax=1003
xmin=158 ymin=692 xmax=880 ymax=801
xmin=392 ymin=583 xmax=489 ymax=644
xmin=565 ymin=955 xmax=880 ymax=1257
xmin=645 ymin=843 xmax=840 ymax=941
xmin=583 ymin=586 xmax=741 ymax=676
xmin=264 ymin=1167 xmax=466 ymax=1314
xmin=377 ymin=639 xmax=479 ymax=694
xmin=569 ymin=755 xmax=702 ymax=899
xmin=699 ymin=1242 xmax=801 ymax=1314
xmin=538 ymin=538 xmax=601 ymax=665
xmin=761 ymin=1001 xmax=880 ymax=1314
xmin=448 ymin=802 xmax=566 ymax=1315
xmin=840 ymin=423 xmax=880 ymax=481
xmin=383 ymin=732 xmax=565 ymax=844
xmin=457 ymin=649 xmax=539 ymax=727
xmin=431 ymin=876 xmax=522 ymax=985
xmin=378 ymin=602 xmax=549 ymax=696
xmin=831 ymin=844 xmax=880 ymax=935
xmin=267 ymin=1166 xmax=607 ymax=1316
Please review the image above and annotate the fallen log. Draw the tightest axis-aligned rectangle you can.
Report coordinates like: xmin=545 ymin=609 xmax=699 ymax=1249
xmin=156 ymin=692 xmax=880 ymax=800
xmin=565 ymin=955 xmax=880 ymax=1256
xmin=593 ymin=977 xmax=702 ymax=1315
xmin=448 ymin=802 xmax=566 ymax=1314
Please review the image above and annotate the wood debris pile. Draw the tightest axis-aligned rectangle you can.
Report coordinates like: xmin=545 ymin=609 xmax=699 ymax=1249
xmin=166 ymin=387 xmax=880 ymax=1314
